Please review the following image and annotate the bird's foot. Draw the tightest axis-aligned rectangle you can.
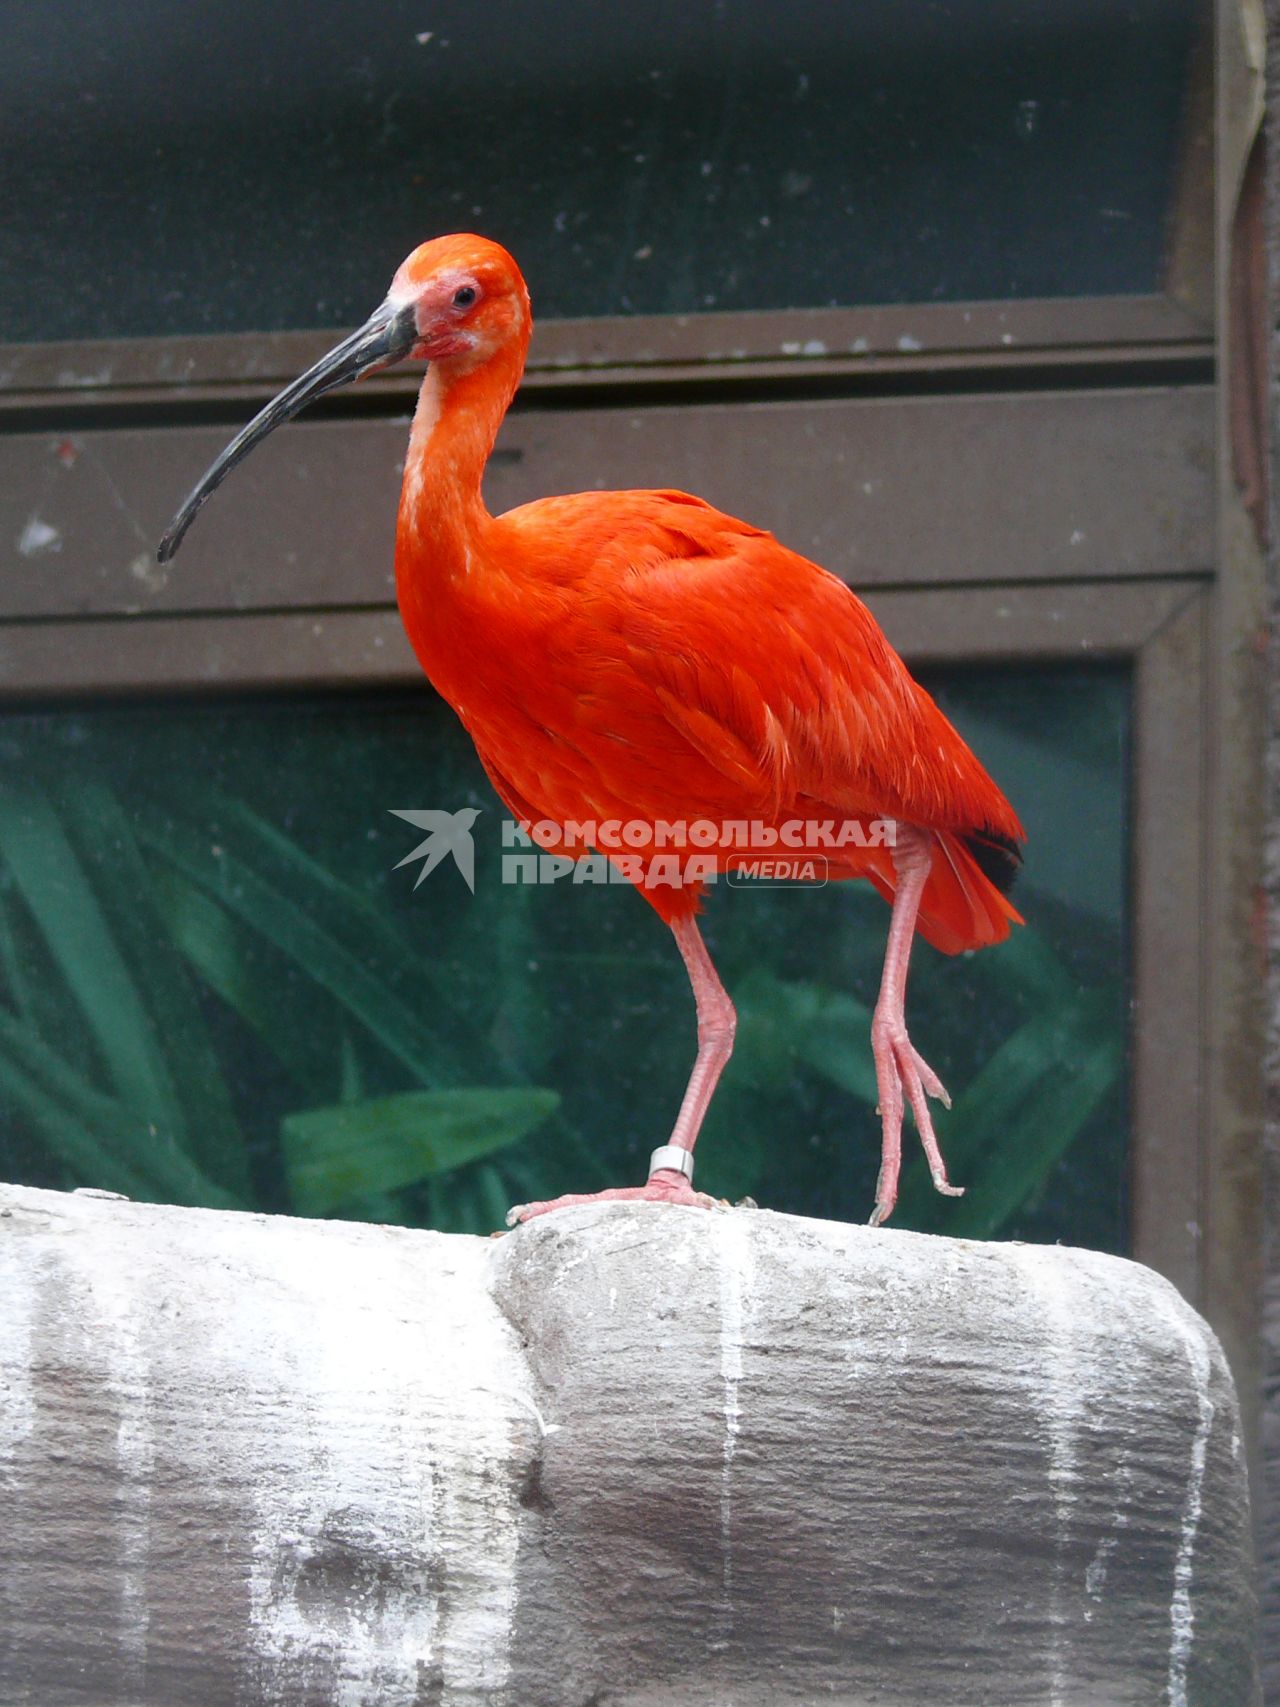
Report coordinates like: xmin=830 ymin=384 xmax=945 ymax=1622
xmin=869 ymin=1014 xmax=962 ymax=1227
xmin=505 ymin=1167 xmax=716 ymax=1227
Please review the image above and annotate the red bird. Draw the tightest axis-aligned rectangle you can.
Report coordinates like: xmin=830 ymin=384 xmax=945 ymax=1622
xmin=160 ymin=234 xmax=1024 ymax=1227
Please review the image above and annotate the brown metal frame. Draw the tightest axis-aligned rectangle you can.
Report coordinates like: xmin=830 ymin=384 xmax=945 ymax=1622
xmin=0 ymin=381 xmax=1214 ymax=621
xmin=892 ymin=580 xmax=1212 ymax=1300
xmin=0 ymin=292 xmax=1210 ymax=408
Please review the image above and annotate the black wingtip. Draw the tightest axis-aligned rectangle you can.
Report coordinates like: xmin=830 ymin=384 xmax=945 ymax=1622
xmin=961 ymin=827 xmax=1023 ymax=895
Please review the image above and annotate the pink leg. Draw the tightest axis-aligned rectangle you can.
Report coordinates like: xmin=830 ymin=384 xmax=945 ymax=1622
xmin=506 ymin=914 xmax=735 ymax=1225
xmin=869 ymin=824 xmax=963 ymax=1227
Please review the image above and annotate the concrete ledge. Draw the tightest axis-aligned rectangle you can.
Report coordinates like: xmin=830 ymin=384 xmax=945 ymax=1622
xmin=0 ymin=1184 xmax=1259 ymax=1705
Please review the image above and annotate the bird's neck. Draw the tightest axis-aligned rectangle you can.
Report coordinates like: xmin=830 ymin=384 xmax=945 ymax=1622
xmin=396 ymin=341 xmax=525 ymax=573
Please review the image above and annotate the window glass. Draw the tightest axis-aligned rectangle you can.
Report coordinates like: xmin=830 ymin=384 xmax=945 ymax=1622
xmin=0 ymin=665 xmax=1127 ymax=1251
xmin=2 ymin=0 xmax=1199 ymax=342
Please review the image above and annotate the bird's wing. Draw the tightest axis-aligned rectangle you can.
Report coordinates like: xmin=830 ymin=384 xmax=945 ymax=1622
xmin=521 ymin=494 xmax=1021 ymax=843
xmin=609 ymin=540 xmax=1027 ymax=952
xmin=487 ymin=491 xmax=1024 ymax=949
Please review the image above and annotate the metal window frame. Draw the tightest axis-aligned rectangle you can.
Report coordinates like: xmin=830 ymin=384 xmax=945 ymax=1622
xmin=0 ymin=290 xmax=1210 ymax=407
xmin=0 ymin=373 xmax=1215 ymax=619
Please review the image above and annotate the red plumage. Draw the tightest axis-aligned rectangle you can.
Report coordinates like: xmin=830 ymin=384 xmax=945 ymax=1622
xmin=415 ymin=484 xmax=1021 ymax=950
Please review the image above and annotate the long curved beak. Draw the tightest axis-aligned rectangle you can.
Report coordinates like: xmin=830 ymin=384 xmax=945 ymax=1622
xmin=157 ymin=297 xmax=420 ymax=563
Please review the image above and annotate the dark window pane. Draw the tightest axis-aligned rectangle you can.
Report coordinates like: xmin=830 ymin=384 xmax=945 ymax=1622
xmin=2 ymin=0 xmax=1199 ymax=341
xmin=0 ymin=664 xmax=1127 ymax=1250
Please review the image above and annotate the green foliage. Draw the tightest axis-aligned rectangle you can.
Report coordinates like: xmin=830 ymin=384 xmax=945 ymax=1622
xmin=893 ymin=987 xmax=1121 ymax=1235
xmin=283 ymin=1087 xmax=558 ymax=1216
xmin=0 ymin=714 xmax=1125 ymax=1247
xmin=0 ymin=766 xmax=562 ymax=1226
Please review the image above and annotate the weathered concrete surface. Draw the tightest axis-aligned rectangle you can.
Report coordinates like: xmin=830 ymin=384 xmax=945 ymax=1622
xmin=0 ymin=1184 xmax=1259 ymax=1706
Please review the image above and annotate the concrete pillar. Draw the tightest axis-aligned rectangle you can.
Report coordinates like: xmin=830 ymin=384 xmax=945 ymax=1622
xmin=0 ymin=1184 xmax=1258 ymax=1705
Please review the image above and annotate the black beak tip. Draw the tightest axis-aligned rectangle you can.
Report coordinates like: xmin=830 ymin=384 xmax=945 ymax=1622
xmin=156 ymin=520 xmax=184 ymax=565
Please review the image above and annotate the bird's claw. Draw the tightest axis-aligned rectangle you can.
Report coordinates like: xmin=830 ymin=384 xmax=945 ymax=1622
xmin=869 ymin=1020 xmax=961 ymax=1226
xmin=505 ymin=1173 xmax=717 ymax=1227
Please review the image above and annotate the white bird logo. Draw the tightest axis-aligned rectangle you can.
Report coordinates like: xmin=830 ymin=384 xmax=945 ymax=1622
xmin=389 ymin=808 xmax=481 ymax=892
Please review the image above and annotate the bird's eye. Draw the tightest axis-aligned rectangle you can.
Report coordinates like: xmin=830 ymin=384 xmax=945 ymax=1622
xmin=453 ymin=286 xmax=477 ymax=308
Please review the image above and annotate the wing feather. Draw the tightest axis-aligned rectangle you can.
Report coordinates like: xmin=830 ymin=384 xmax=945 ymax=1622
xmin=482 ymin=489 xmax=1024 ymax=948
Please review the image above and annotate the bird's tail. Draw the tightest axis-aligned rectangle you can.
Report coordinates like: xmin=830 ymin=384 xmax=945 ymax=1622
xmin=859 ymin=827 xmax=1023 ymax=956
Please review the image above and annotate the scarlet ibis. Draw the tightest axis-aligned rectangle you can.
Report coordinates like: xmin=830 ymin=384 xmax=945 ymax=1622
xmin=159 ymin=234 xmax=1024 ymax=1227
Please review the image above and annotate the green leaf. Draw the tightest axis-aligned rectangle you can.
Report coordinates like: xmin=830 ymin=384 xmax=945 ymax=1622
xmin=55 ymin=778 xmax=251 ymax=1197
xmin=942 ymin=1042 xmax=1121 ymax=1240
xmin=149 ymin=867 xmax=341 ymax=1092
xmin=426 ymin=1162 xmax=512 ymax=1237
xmin=732 ymin=967 xmax=877 ymax=1102
xmin=695 ymin=968 xmax=879 ymax=1204
xmin=0 ymin=885 xmax=96 ymax=1080
xmin=145 ymin=794 xmax=604 ymax=1195
xmin=0 ymin=1024 xmax=152 ymax=1199
xmin=337 ymin=1030 xmax=364 ymax=1103
xmin=0 ymin=890 xmax=33 ymax=1023
xmin=332 ymin=1189 xmax=417 ymax=1228
xmin=133 ymin=804 xmax=457 ymax=1087
xmin=175 ymin=790 xmax=475 ymax=1036
xmin=897 ymin=987 xmax=1122 ymax=1236
xmin=283 ymin=1086 xmax=560 ymax=1216
xmin=794 ymin=996 xmax=877 ymax=1103
xmin=0 ymin=779 xmax=187 ymax=1136
xmin=0 ymin=1009 xmax=242 ymax=1208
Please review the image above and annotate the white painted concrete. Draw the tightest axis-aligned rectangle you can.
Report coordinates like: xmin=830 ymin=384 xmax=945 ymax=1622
xmin=0 ymin=1186 xmax=1258 ymax=1705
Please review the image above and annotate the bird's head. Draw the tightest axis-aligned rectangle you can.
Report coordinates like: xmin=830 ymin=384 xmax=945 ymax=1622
xmin=389 ymin=233 xmax=530 ymax=372
xmin=157 ymin=233 xmax=529 ymax=563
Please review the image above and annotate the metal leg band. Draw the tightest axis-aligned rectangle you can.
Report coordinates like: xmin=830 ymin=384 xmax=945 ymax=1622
xmin=648 ymin=1144 xmax=695 ymax=1183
